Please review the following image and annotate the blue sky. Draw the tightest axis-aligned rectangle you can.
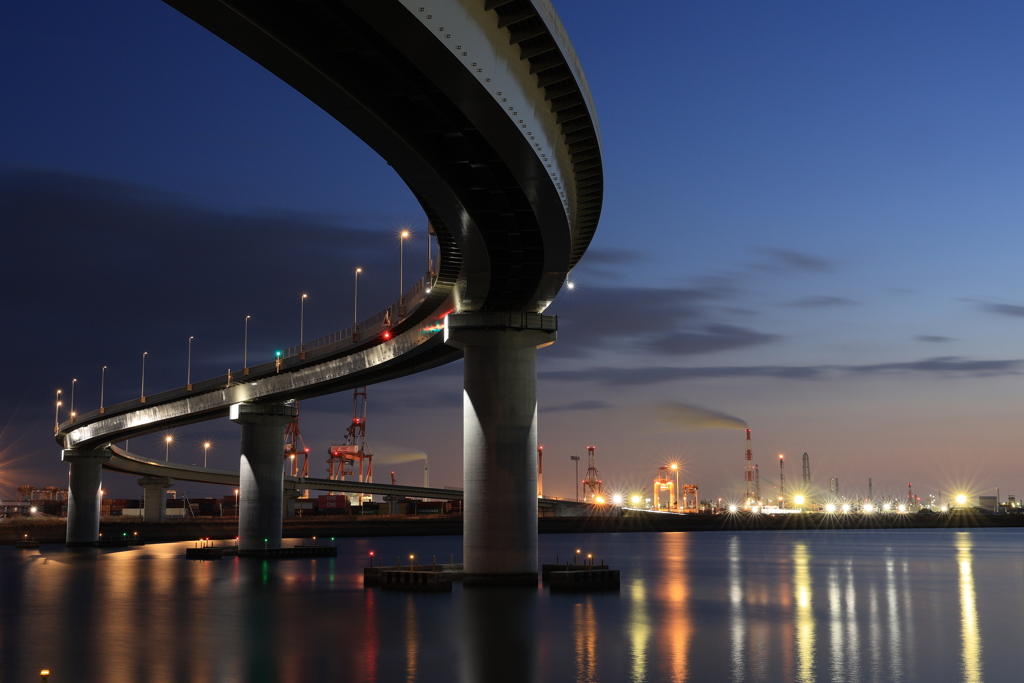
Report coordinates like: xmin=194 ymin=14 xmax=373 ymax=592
xmin=3 ymin=1 xmax=1024 ymax=504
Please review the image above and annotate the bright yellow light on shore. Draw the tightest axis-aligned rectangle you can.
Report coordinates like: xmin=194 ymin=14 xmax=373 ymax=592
xmin=794 ymin=495 xmax=805 ymax=505
xmin=612 ymin=494 xmax=623 ymax=505
xmin=956 ymin=494 xmax=967 ymax=505
xmin=825 ymin=503 xmax=836 ymax=513
xmin=670 ymin=463 xmax=678 ymax=470
xmin=631 ymin=495 xmax=641 ymax=505
xmin=595 ymin=496 xmax=605 ymax=504
xmin=842 ymin=504 xmax=851 ymax=513
xmin=864 ymin=504 xmax=874 ymax=513
xmin=728 ymin=504 xmax=738 ymax=513
xmin=898 ymin=504 xmax=907 ymax=512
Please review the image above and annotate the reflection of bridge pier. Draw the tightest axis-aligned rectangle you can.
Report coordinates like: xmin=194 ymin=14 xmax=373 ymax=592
xmin=446 ymin=312 xmax=556 ymax=585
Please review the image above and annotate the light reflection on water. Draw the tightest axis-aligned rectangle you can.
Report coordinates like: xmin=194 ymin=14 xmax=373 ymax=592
xmin=957 ymin=534 xmax=982 ymax=683
xmin=0 ymin=530 xmax=1018 ymax=681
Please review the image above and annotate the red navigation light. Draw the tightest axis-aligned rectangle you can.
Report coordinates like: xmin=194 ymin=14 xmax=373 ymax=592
xmin=304 ymin=447 xmax=310 ymax=453
xmin=382 ymin=330 xmax=392 ymax=340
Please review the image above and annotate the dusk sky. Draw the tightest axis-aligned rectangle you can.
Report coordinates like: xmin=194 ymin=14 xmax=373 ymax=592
xmin=4 ymin=1 xmax=1024 ymax=504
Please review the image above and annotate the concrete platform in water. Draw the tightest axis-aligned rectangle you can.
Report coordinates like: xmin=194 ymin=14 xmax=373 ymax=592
xmin=364 ymin=563 xmax=463 ymax=586
xmin=379 ymin=569 xmax=453 ymax=592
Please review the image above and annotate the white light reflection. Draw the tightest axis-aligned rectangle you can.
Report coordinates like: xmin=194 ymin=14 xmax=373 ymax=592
xmin=792 ymin=542 xmax=814 ymax=683
xmin=573 ymin=597 xmax=598 ymax=681
xmin=886 ymin=558 xmax=904 ymax=681
xmin=728 ymin=536 xmax=745 ymax=681
xmin=628 ymin=580 xmax=651 ymax=682
xmin=957 ymin=534 xmax=983 ymax=683
xmin=828 ymin=566 xmax=844 ymax=681
xmin=844 ymin=561 xmax=860 ymax=681
xmin=868 ymin=585 xmax=882 ymax=679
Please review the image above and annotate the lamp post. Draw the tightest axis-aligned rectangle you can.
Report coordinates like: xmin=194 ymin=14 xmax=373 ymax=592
xmin=243 ymin=315 xmax=251 ymax=374
xmin=140 ymin=352 xmax=148 ymax=402
xmin=426 ymin=223 xmax=433 ymax=290
xmin=203 ymin=441 xmax=211 ymax=468
xmin=570 ymin=455 xmax=581 ymax=502
xmin=164 ymin=435 xmax=173 ymax=462
xmin=353 ymin=268 xmax=362 ymax=340
xmin=671 ymin=463 xmax=679 ymax=510
xmin=54 ymin=389 xmax=62 ymax=431
xmin=399 ymin=230 xmax=409 ymax=316
xmin=187 ymin=336 xmax=194 ymax=389
xmin=235 ymin=489 xmax=239 ymax=517
xmin=70 ymin=378 xmax=77 ymax=421
xmin=100 ymin=365 xmax=107 ymax=413
xmin=299 ymin=294 xmax=308 ymax=358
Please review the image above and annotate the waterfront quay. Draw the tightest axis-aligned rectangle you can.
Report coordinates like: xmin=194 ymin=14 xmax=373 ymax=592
xmin=3 ymin=507 xmax=1019 ymax=545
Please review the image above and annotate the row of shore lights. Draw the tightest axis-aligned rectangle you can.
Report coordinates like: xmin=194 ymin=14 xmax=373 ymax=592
xmin=725 ymin=493 xmax=971 ymax=514
xmin=55 ymin=230 xmax=447 ymax=428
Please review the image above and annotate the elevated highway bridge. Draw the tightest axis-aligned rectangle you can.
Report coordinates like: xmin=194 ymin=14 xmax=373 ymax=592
xmin=56 ymin=0 xmax=602 ymax=585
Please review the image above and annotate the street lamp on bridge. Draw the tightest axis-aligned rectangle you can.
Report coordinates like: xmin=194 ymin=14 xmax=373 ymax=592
xmin=100 ymin=365 xmax=107 ymax=413
xmin=187 ymin=336 xmax=194 ymax=390
xmin=570 ymin=455 xmax=581 ymax=502
xmin=243 ymin=315 xmax=251 ymax=374
xmin=399 ymin=230 xmax=410 ymax=317
xmin=140 ymin=352 xmax=148 ymax=402
xmin=203 ymin=441 xmax=211 ymax=468
xmin=299 ymin=294 xmax=308 ymax=358
xmin=164 ymin=434 xmax=173 ymax=462
xmin=354 ymin=267 xmax=362 ymax=340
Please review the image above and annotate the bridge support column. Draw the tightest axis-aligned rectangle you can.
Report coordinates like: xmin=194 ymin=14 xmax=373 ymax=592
xmin=62 ymin=449 xmax=112 ymax=546
xmin=445 ymin=313 xmax=556 ymax=585
xmin=231 ymin=402 xmax=297 ymax=551
xmin=283 ymin=482 xmax=301 ymax=519
xmin=138 ymin=476 xmax=173 ymax=522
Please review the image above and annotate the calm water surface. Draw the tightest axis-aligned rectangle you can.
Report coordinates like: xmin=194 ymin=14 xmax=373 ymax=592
xmin=1 ymin=529 xmax=1022 ymax=682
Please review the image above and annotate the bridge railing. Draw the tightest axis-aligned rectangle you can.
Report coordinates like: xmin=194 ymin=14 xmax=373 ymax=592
xmin=281 ymin=274 xmax=432 ymax=358
xmin=60 ymin=273 xmax=439 ymax=432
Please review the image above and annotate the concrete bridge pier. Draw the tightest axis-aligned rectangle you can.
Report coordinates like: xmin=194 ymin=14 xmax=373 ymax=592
xmin=445 ymin=312 xmax=557 ymax=585
xmin=138 ymin=475 xmax=173 ymax=522
xmin=63 ymin=448 xmax=112 ymax=546
xmin=231 ymin=402 xmax=297 ymax=551
xmin=283 ymin=481 xmax=301 ymax=519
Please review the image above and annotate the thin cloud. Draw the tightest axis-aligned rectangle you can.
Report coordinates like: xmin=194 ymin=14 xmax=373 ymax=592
xmin=850 ymin=357 xmax=1021 ymax=377
xmin=788 ymin=296 xmax=857 ymax=308
xmin=914 ymin=335 xmax=952 ymax=343
xmin=760 ymin=249 xmax=832 ymax=273
xmin=540 ymin=400 xmax=610 ymax=413
xmin=981 ymin=303 xmax=1024 ymax=319
xmin=647 ymin=324 xmax=779 ymax=355
xmin=542 ymin=356 xmax=1023 ymax=386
